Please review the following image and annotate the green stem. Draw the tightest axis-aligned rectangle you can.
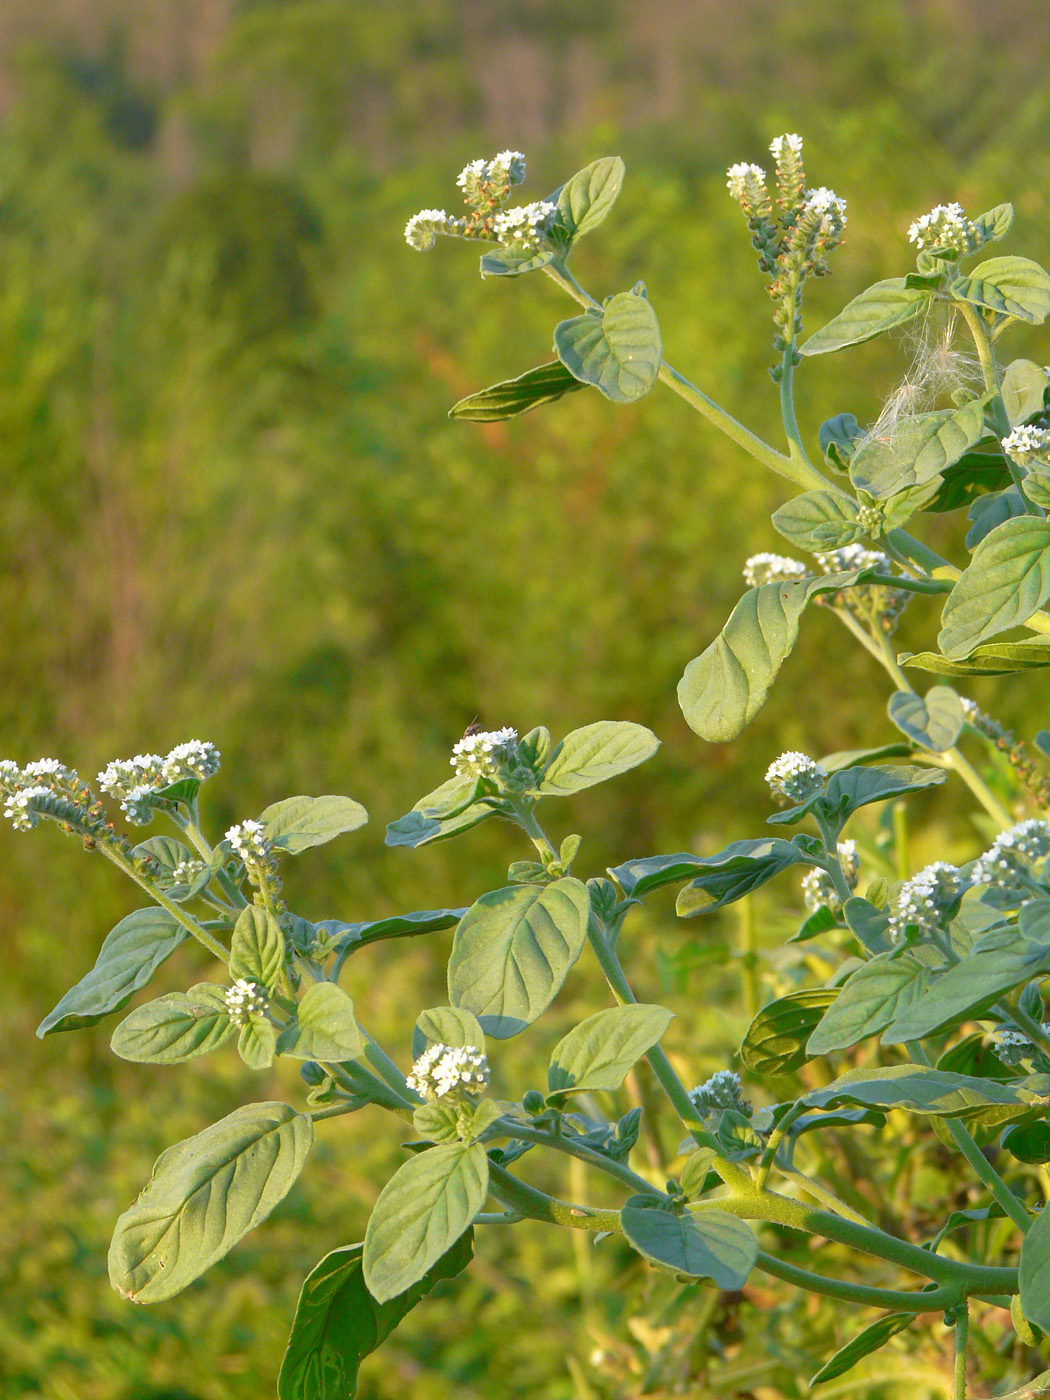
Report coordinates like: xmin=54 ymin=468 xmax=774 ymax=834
xmin=585 ymin=913 xmax=750 ymax=1191
xmin=175 ymin=808 xmax=249 ymax=909
xmin=361 ymin=1029 xmax=413 ymax=1099
xmin=99 ymin=842 xmax=230 ymax=964
xmin=954 ymin=1300 xmax=970 ymax=1400
xmin=487 ymin=1161 xmax=621 ymax=1232
xmin=495 ymin=1118 xmax=660 ymax=1197
xmin=779 ymin=1168 xmax=875 ymax=1228
xmin=754 ymin=1251 xmax=962 ymax=1313
xmin=509 ymin=799 xmax=559 ymax=863
xmin=309 ymin=1102 xmax=357 ymax=1123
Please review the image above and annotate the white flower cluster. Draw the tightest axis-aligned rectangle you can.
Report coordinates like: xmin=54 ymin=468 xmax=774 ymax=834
xmin=226 ymin=819 xmax=272 ymax=865
xmin=817 ymin=544 xmax=891 ymax=574
xmin=765 ymin=751 xmax=827 ymax=804
xmin=172 ymin=858 xmax=206 ymax=885
xmin=742 ymin=552 xmax=808 ymax=588
xmin=801 ymin=840 xmax=860 ymax=912
xmin=992 ymin=1024 xmax=1050 ymax=1067
xmin=96 ymin=742 xmax=220 ymax=825
xmin=451 ymin=727 xmax=519 ymax=780
xmin=769 ymin=133 xmax=803 ymax=160
xmin=726 ymin=161 xmax=766 ymax=200
xmin=224 ymin=979 xmax=268 ymax=1026
xmin=406 ymin=1043 xmax=490 ymax=1101
xmin=457 ymin=150 xmax=526 ymax=189
xmin=404 ymin=208 xmax=455 ymax=251
xmin=889 ymin=861 xmax=963 ymax=942
xmin=1002 ymin=424 xmax=1050 ymax=463
xmin=493 ymin=200 xmax=557 ymax=250
xmin=971 ymin=820 xmax=1050 ymax=892
xmin=804 ymin=185 xmax=847 ymax=229
xmin=907 ymin=202 xmax=979 ymax=253
xmin=1 ymin=759 xmax=81 ymax=831
xmin=689 ymin=1070 xmax=750 ymax=1115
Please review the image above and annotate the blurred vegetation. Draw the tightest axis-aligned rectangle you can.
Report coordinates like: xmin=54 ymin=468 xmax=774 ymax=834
xmin=3 ymin=1 xmax=1050 ymax=1396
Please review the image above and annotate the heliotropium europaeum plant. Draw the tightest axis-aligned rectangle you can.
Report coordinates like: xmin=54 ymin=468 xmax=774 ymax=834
xmin=11 ymin=135 xmax=1050 ymax=1398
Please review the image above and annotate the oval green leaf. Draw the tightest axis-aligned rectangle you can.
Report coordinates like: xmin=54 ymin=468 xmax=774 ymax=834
xmin=109 ymin=1101 xmax=313 ymax=1302
xmin=260 ymin=795 xmax=368 ymax=854
xmin=805 ymin=1064 xmax=1049 ymax=1127
xmin=901 ymin=637 xmax=1050 ymax=676
xmin=539 ymin=720 xmax=660 ymax=796
xmin=739 ymin=988 xmax=839 ymax=1076
xmin=620 ymin=1198 xmax=756 ymax=1289
xmin=950 ymin=256 xmax=1050 ymax=325
xmin=887 ymin=686 xmax=965 ymax=752
xmin=230 ymin=904 xmax=286 ymax=991
xmin=849 ymin=398 xmax=988 ymax=498
xmin=448 ymin=878 xmax=590 ymax=1038
xmin=674 ymin=838 xmax=809 ymax=917
xmin=554 ymin=291 xmax=662 ymax=404
xmin=448 ymin=361 xmax=587 ymax=421
xmin=412 ymin=1005 xmax=486 ymax=1060
xmin=799 ymin=278 xmax=930 ymax=356
xmin=1020 ymin=1204 xmax=1050 ymax=1332
xmin=283 ymin=982 xmax=363 ymax=1062
xmin=548 ymin=1004 xmax=673 ymax=1096
xmin=806 ymin=953 xmax=928 ymax=1054
xmin=37 ymin=906 xmax=186 ymax=1037
xmin=363 ymin=1141 xmax=488 ymax=1304
xmin=808 ymin=1313 xmax=914 ymax=1386
xmin=554 ymin=156 xmax=625 ymax=241
xmin=110 ymin=984 xmax=235 ymax=1063
xmin=771 ymin=490 xmax=862 ymax=550
xmin=938 ymin=516 xmax=1050 ymax=658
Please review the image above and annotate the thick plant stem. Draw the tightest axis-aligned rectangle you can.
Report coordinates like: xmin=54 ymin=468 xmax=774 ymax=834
xmin=954 ymin=1301 xmax=970 ymax=1400
xmin=100 ymin=842 xmax=230 ymax=964
xmin=487 ymin=1161 xmax=621 ymax=1232
xmin=755 ymin=1251 xmax=965 ymax=1313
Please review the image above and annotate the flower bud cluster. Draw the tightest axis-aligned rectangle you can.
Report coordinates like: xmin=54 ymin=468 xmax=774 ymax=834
xmin=97 ymin=741 xmax=220 ymax=825
xmin=991 ymin=1024 xmax=1050 ymax=1071
xmin=689 ymin=1070 xmax=752 ymax=1117
xmin=405 ymin=150 xmax=559 ymax=256
xmin=172 ymin=858 xmax=206 ymax=885
xmin=406 ymin=1043 xmax=490 ymax=1101
xmin=1002 ymin=425 xmax=1050 ymax=465
xmin=224 ymin=979 xmax=268 ymax=1026
xmin=451 ymin=726 xmax=520 ymax=780
xmin=907 ymin=202 xmax=980 ymax=255
xmin=0 ymin=758 xmax=117 ymax=844
xmin=225 ymin=819 xmax=281 ymax=894
xmin=815 ymin=545 xmax=911 ymax=633
xmin=970 ymin=820 xmax=1050 ymax=894
xmin=726 ymin=134 xmax=848 ymax=344
xmin=801 ymin=840 xmax=859 ymax=913
xmin=742 ymin=552 xmax=809 ymax=588
xmin=765 ymin=751 xmax=827 ymax=804
xmin=958 ymin=701 xmax=1050 ymax=808
xmin=492 ymin=200 xmax=557 ymax=252
xmin=888 ymin=861 xmax=963 ymax=944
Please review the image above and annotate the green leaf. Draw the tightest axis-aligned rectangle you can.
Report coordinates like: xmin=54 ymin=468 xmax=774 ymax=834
xmin=768 ymin=763 xmax=945 ymax=827
xmin=804 ymin=1064 xmax=1050 ymax=1127
xmin=239 ymin=1017 xmax=277 ymax=1069
xmin=938 ymin=517 xmax=1050 ymax=658
xmin=479 ymin=245 xmax=555 ymax=278
xmin=620 ymin=1198 xmax=756 ymax=1288
xmin=278 ymin=1232 xmax=474 ymax=1400
xmin=808 ymin=1313 xmax=914 ymax=1386
xmin=448 ymin=361 xmax=587 ymax=421
xmin=936 ymin=1031 xmax=1017 ymax=1083
xmin=109 ymin=1101 xmax=313 ymax=1303
xmin=818 ymin=743 xmax=914 ymax=772
xmin=849 ymin=398 xmax=989 ymax=499
xmin=447 ymin=878 xmax=590 ymax=1038
xmin=799 ymin=278 xmax=931 ymax=356
xmin=36 ymin=907 xmax=186 ymax=1036
xmin=260 ymin=795 xmax=368 ymax=854
xmin=966 ymin=485 xmax=1028 ymax=549
xmin=818 ymin=412 xmax=862 ymax=468
xmin=412 ymin=1102 xmax=462 ymax=1143
xmin=771 ymin=491 xmax=862 ymax=550
xmin=881 ymin=923 xmax=1050 ymax=1044
xmin=739 ymin=989 xmax=839 ymax=1076
xmin=951 ymin=256 xmax=1050 ymax=325
xmin=412 ymin=1006 xmax=486 ymax=1060
xmin=924 ymin=446 xmax=1011 ymax=514
xmin=363 ymin=1142 xmax=488 ymax=1303
xmin=385 ymin=776 xmax=494 ymax=848
xmin=806 ymin=954 xmax=929 ymax=1054
xmin=843 ymin=897 xmax=893 ymax=955
xmin=1021 ymin=1204 xmax=1050 ymax=1332
xmin=1003 ymin=1120 xmax=1050 ymax=1165
xmin=901 ymin=637 xmax=1050 ymax=676
xmin=886 ymin=686 xmax=965 ymax=752
xmin=1002 ymin=359 xmax=1048 ymax=426
xmin=283 ymin=983 xmax=364 ymax=1062
xmin=329 ymin=908 xmax=468 ymax=960
xmin=554 ymin=156 xmax=625 ymax=241
xmin=554 ymin=290 xmax=662 ymax=403
xmin=111 ymin=984 xmax=235 ymax=1063
xmin=132 ymin=836 xmax=213 ymax=901
xmin=548 ymin=1004 xmax=673 ymax=1096
xmin=673 ymin=839 xmax=810 ymax=917
xmin=539 ymin=720 xmax=659 ymax=795
xmin=230 ymin=905 xmax=286 ymax=991
xmin=608 ymin=852 xmax=710 ymax=899
xmin=678 ymin=572 xmax=874 ymax=742
xmin=974 ymin=202 xmax=1014 ymax=245
xmin=874 ymin=475 xmax=946 ymax=529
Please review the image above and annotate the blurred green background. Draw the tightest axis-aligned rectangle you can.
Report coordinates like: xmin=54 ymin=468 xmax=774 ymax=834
xmin=4 ymin=2 xmax=1050 ymax=1396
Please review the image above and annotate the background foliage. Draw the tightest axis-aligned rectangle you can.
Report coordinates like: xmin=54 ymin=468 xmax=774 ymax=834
xmin=4 ymin=2 xmax=1050 ymax=1396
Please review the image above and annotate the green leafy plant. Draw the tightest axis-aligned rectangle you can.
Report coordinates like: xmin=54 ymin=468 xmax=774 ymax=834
xmin=10 ymin=136 xmax=1050 ymax=1398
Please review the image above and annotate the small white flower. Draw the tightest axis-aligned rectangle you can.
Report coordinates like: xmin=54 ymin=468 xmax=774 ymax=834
xmin=1002 ymin=424 xmax=1050 ymax=463
xmin=888 ymin=861 xmax=962 ymax=942
xmin=224 ymin=979 xmax=268 ymax=1025
xmin=801 ymin=869 xmax=839 ymax=912
xmin=404 ymin=208 xmax=452 ymax=251
xmin=493 ymin=201 xmax=557 ymax=249
xmin=491 ymin=150 xmax=527 ymax=184
xmin=226 ymin=819 xmax=272 ymax=864
xmin=161 ymin=740 xmax=221 ymax=784
xmin=817 ymin=543 xmax=891 ymax=574
xmin=769 ymin=133 xmax=803 ymax=159
xmin=122 ymin=783 xmax=160 ymax=826
xmin=172 ymin=858 xmax=206 ymax=885
xmin=971 ymin=820 xmax=1050 ymax=891
xmin=456 ymin=160 xmax=488 ymax=188
xmin=451 ymin=727 xmax=519 ymax=780
xmin=726 ymin=161 xmax=766 ymax=200
xmin=0 ymin=760 xmax=22 ymax=795
xmin=992 ymin=1023 xmax=1050 ymax=1066
xmin=23 ymin=758 xmax=77 ymax=787
xmin=406 ymin=1043 xmax=490 ymax=1101
xmin=97 ymin=754 xmax=165 ymax=799
xmin=765 ymin=751 xmax=827 ymax=803
xmin=804 ymin=186 xmax=847 ymax=226
xmin=907 ymin=202 xmax=977 ymax=253
xmin=4 ymin=785 xmax=52 ymax=831
xmin=742 ymin=552 xmax=808 ymax=588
